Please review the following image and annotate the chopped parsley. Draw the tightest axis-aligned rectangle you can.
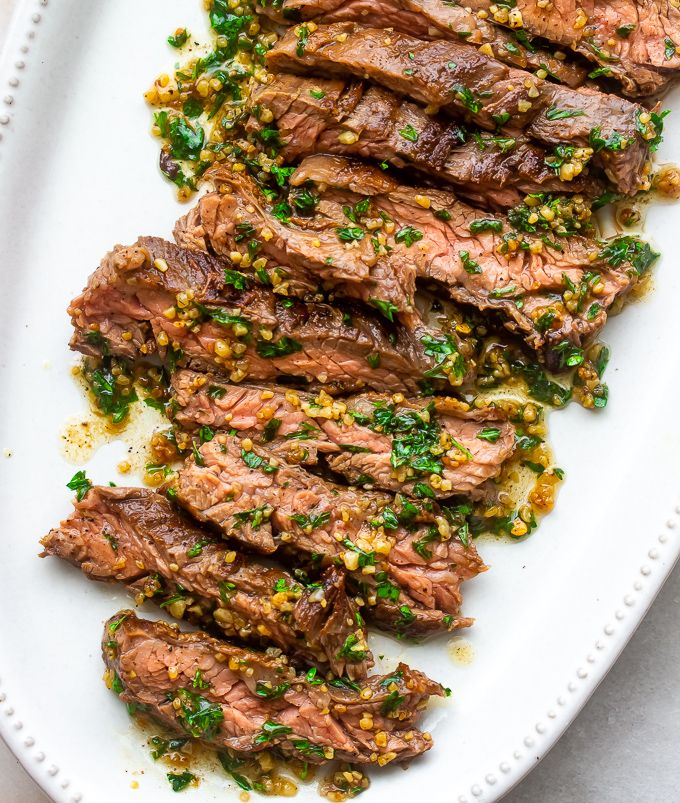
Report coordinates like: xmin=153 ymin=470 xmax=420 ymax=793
xmin=172 ymin=688 xmax=224 ymax=738
xmin=256 ymin=336 xmax=302 ymax=358
xmin=489 ymin=284 xmax=517 ymax=299
xmin=545 ymin=107 xmax=586 ymax=121
xmin=616 ymin=23 xmax=635 ymax=38
xmin=452 ymin=84 xmax=481 ymax=113
xmin=232 ymin=504 xmax=272 ymax=528
xmin=398 ymin=124 xmax=419 ymax=142
xmin=262 ymin=417 xmax=282 ymax=442
xmin=380 ymin=689 xmax=405 ymax=715
xmin=254 ymin=720 xmax=293 ymax=744
xmin=168 ymin=116 xmax=205 ymax=161
xmin=283 ymin=422 xmax=321 ymax=440
xmin=291 ymin=739 xmax=326 ymax=758
xmin=370 ymin=298 xmax=400 ymax=322
xmin=150 ymin=736 xmax=189 ymax=760
xmin=290 ymin=511 xmax=331 ymax=530
xmin=167 ymin=771 xmax=195 ymax=792
xmin=217 ymin=752 xmax=252 ymax=791
xmin=167 ymin=28 xmax=190 ymax=48
xmin=87 ymin=362 xmax=138 ymax=424
xmin=395 ymin=226 xmax=423 ymax=247
xmin=665 ymin=37 xmax=677 ymax=60
xmin=67 ymin=470 xmax=92 ymax=502
xmin=255 ymin=680 xmax=290 ymax=700
xmin=375 ymin=571 xmax=400 ymax=602
xmin=635 ymin=108 xmax=670 ymax=152
xmin=296 ymin=25 xmax=310 ymax=56
xmin=588 ymin=127 xmax=631 ymax=153
xmin=198 ymin=425 xmax=215 ymax=443
xmin=336 ymin=633 xmax=369 ymax=662
xmin=421 ymin=333 xmax=465 ymax=380
xmin=241 ymin=449 xmax=277 ymax=473
xmin=336 ymin=226 xmax=364 ymax=242
xmin=477 ymin=427 xmax=501 ymax=443
xmin=469 ymin=218 xmax=502 ymax=234
xmin=598 ymin=236 xmax=658 ymax=275
xmin=187 ymin=540 xmax=212 ymax=558
xmin=460 ymin=250 xmax=481 ymax=274
xmin=224 ymin=268 xmax=248 ymax=289
xmin=512 ymin=359 xmax=571 ymax=407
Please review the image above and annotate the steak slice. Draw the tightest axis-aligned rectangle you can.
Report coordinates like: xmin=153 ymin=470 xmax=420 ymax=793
xmin=68 ymin=237 xmax=454 ymax=394
xmin=171 ymin=369 xmax=516 ymax=498
xmin=257 ymin=0 xmax=587 ymax=88
xmin=461 ymin=0 xmax=680 ymax=97
xmin=41 ymin=486 xmax=372 ymax=678
xmin=289 ymin=154 xmax=645 ymax=365
xmin=247 ymin=74 xmax=603 ymax=209
xmin=174 ymin=165 xmax=420 ymax=324
xmin=103 ymin=611 xmax=443 ymax=765
xmin=267 ymin=23 xmax=658 ymax=193
xmin=174 ymin=170 xmax=474 ymax=387
xmin=174 ymin=434 xmax=485 ymax=636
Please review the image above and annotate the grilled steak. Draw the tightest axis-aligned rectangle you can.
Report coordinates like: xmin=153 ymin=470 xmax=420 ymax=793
xmin=268 ymin=23 xmax=658 ymax=193
xmin=103 ymin=611 xmax=443 ymax=765
xmin=257 ymin=0 xmax=588 ymax=88
xmin=247 ymin=74 xmax=603 ymax=208
xmin=174 ymin=170 xmax=474 ymax=386
xmin=461 ymin=0 xmax=680 ymax=96
xmin=41 ymin=485 xmax=372 ymax=678
xmin=68 ymin=237 xmax=458 ymax=393
xmin=288 ymin=154 xmax=646 ymax=365
xmin=174 ymin=165 xmax=420 ymax=324
xmin=171 ymin=369 xmax=516 ymax=498
xmin=174 ymin=434 xmax=485 ymax=636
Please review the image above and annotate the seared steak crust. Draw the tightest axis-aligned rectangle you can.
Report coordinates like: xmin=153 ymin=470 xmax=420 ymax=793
xmin=103 ymin=611 xmax=443 ymax=764
xmin=268 ymin=23 xmax=653 ymax=193
xmin=41 ymin=486 xmax=372 ymax=678
xmin=247 ymin=74 xmax=602 ymax=208
xmin=257 ymin=0 xmax=588 ymax=88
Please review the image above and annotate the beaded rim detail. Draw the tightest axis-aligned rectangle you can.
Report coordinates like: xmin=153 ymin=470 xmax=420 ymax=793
xmin=0 ymin=1 xmax=679 ymax=801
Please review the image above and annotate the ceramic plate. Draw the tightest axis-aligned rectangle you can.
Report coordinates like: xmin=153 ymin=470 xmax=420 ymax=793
xmin=1 ymin=1 xmax=679 ymax=801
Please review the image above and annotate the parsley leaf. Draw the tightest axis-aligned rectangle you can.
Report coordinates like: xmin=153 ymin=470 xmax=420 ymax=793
xmin=67 ymin=470 xmax=92 ymax=502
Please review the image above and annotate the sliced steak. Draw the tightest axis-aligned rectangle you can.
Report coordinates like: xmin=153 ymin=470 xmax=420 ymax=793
xmin=174 ymin=434 xmax=485 ymax=636
xmin=290 ymin=155 xmax=647 ymax=364
xmin=103 ymin=611 xmax=443 ymax=765
xmin=247 ymin=74 xmax=603 ymax=209
xmin=68 ymin=237 xmax=455 ymax=393
xmin=268 ymin=23 xmax=658 ymax=193
xmin=41 ymin=486 xmax=371 ymax=678
xmin=257 ymin=0 xmax=588 ymax=88
xmin=174 ymin=164 xmax=420 ymax=324
xmin=174 ymin=171 xmax=474 ymax=387
xmin=461 ymin=0 xmax=680 ymax=96
xmin=171 ymin=369 xmax=516 ymax=498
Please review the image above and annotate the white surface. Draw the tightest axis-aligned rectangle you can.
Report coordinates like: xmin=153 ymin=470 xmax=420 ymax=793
xmin=1 ymin=1 xmax=680 ymax=802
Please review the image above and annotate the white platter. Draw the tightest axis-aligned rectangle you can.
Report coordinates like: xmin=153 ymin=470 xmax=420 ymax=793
xmin=1 ymin=2 xmax=680 ymax=801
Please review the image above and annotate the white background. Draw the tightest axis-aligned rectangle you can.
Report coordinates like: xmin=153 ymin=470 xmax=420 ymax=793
xmin=1 ymin=1 xmax=679 ymax=801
